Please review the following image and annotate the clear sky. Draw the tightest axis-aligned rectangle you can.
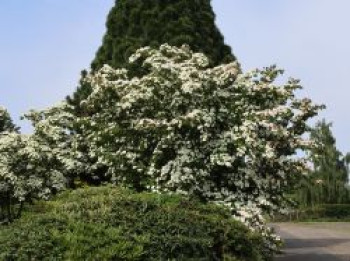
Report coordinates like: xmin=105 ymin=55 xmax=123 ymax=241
xmin=0 ymin=0 xmax=349 ymax=153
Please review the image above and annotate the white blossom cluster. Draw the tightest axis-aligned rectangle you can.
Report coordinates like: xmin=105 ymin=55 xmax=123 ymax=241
xmin=0 ymin=132 xmax=65 ymax=203
xmin=78 ymin=44 xmax=323 ymax=231
xmin=0 ymin=103 xmax=76 ymax=218
xmin=23 ymin=103 xmax=87 ymax=176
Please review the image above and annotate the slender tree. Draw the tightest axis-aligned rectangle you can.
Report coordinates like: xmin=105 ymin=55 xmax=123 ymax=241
xmin=296 ymin=120 xmax=350 ymax=206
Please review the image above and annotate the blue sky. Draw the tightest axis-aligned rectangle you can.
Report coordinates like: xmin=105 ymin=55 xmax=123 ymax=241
xmin=0 ymin=0 xmax=349 ymax=153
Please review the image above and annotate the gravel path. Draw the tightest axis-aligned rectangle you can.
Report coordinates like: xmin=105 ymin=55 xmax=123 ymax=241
xmin=272 ymin=222 xmax=350 ymax=261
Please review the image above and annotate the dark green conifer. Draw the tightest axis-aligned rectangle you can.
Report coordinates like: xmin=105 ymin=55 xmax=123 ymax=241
xmin=92 ymin=0 xmax=236 ymax=70
xmin=0 ymin=107 xmax=18 ymax=133
xmin=67 ymin=0 xmax=237 ymax=111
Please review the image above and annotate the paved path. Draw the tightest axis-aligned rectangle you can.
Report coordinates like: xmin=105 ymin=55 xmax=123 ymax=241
xmin=272 ymin=223 xmax=350 ymax=261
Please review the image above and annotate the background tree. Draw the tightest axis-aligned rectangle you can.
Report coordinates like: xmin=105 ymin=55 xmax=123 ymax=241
xmin=296 ymin=120 xmax=350 ymax=206
xmin=92 ymin=0 xmax=236 ymax=70
xmin=67 ymin=0 xmax=237 ymax=111
xmin=0 ymin=106 xmax=18 ymax=133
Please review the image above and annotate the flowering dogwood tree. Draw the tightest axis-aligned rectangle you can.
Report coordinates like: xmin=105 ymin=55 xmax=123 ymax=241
xmin=0 ymin=105 xmax=72 ymax=222
xmin=0 ymin=132 xmax=66 ymax=222
xmin=0 ymin=45 xmax=323 ymax=241
xmin=24 ymin=103 xmax=86 ymax=182
xmin=25 ymin=103 xmax=111 ymax=186
xmin=78 ymin=44 xmax=323 ymax=230
xmin=0 ymin=100 xmax=111 ymax=223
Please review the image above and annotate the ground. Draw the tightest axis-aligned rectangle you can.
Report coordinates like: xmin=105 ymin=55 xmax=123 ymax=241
xmin=272 ymin=222 xmax=350 ymax=261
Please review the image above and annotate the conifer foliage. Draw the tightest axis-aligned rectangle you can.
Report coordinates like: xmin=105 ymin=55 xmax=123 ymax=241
xmin=67 ymin=0 xmax=237 ymax=110
xmin=0 ymin=106 xmax=18 ymax=133
xmin=92 ymin=0 xmax=236 ymax=71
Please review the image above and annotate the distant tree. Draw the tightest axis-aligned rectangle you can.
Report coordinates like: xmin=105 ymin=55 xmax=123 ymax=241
xmin=345 ymin=152 xmax=350 ymax=183
xmin=296 ymin=120 xmax=350 ymax=206
xmin=0 ymin=106 xmax=18 ymax=133
xmin=67 ymin=0 xmax=237 ymax=112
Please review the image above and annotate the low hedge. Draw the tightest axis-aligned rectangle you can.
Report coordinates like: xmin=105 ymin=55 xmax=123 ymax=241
xmin=273 ymin=204 xmax=350 ymax=222
xmin=0 ymin=186 xmax=271 ymax=261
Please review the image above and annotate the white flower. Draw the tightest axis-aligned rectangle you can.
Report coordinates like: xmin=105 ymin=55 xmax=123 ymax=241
xmin=9 ymin=45 xmax=322 ymax=240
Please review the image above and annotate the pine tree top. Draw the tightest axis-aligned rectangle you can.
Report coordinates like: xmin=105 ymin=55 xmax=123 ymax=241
xmin=91 ymin=0 xmax=237 ymax=71
xmin=67 ymin=0 xmax=238 ymax=114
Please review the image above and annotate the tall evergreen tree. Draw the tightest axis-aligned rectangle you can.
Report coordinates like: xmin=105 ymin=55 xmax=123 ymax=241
xmin=67 ymin=0 xmax=237 ymax=112
xmin=92 ymin=0 xmax=236 ymax=70
xmin=296 ymin=120 xmax=350 ymax=206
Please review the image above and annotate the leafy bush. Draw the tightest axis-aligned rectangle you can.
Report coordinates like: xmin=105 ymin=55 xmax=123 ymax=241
xmin=321 ymin=204 xmax=350 ymax=219
xmin=0 ymin=186 xmax=272 ymax=261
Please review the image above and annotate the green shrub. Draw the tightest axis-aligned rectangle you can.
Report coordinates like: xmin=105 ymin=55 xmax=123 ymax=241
xmin=306 ymin=204 xmax=350 ymax=221
xmin=273 ymin=204 xmax=350 ymax=222
xmin=0 ymin=186 xmax=271 ymax=261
